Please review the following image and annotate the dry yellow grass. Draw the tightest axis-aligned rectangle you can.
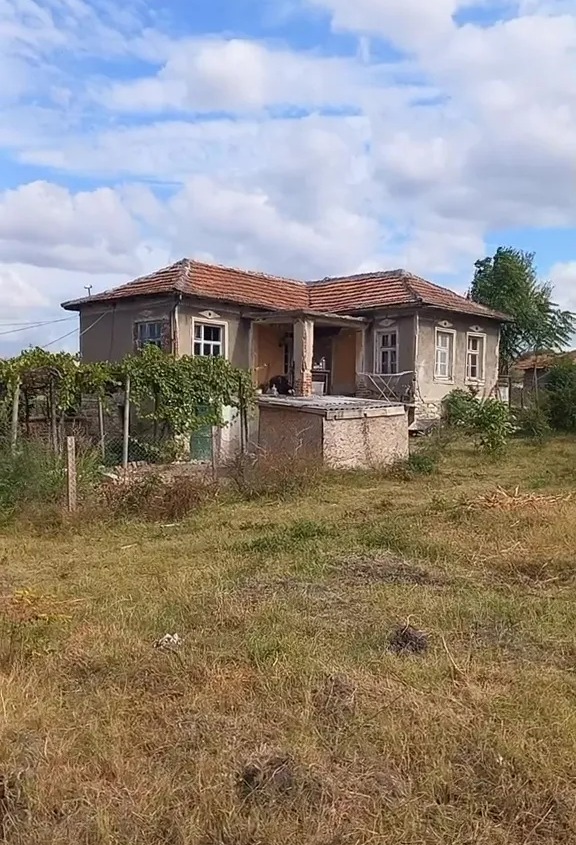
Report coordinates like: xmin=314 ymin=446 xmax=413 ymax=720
xmin=1 ymin=437 xmax=576 ymax=844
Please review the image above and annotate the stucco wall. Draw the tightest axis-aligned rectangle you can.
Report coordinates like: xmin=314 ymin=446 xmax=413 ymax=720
xmin=331 ymin=329 xmax=357 ymax=395
xmin=323 ymin=411 xmax=408 ymax=469
xmin=79 ymin=298 xmax=174 ymax=362
xmin=416 ymin=310 xmax=500 ymax=416
xmin=258 ymin=407 xmax=323 ymax=461
xmin=255 ymin=324 xmax=288 ymax=388
xmin=258 ymin=406 xmax=408 ymax=469
xmin=177 ymin=303 xmax=249 ymax=368
xmin=364 ymin=313 xmax=417 ymax=374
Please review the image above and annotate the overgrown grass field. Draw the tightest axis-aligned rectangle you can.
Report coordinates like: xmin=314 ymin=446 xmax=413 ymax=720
xmin=1 ymin=437 xmax=576 ymax=844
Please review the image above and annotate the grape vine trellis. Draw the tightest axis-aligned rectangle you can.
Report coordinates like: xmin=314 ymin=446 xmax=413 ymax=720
xmin=0 ymin=345 xmax=254 ymax=448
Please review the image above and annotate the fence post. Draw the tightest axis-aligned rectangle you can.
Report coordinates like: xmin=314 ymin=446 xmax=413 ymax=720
xmin=97 ymin=396 xmax=106 ymax=461
xmin=66 ymin=436 xmax=77 ymax=512
xmin=10 ymin=378 xmax=20 ymax=453
xmin=211 ymin=426 xmax=218 ymax=481
xmin=122 ymin=374 xmax=131 ymax=469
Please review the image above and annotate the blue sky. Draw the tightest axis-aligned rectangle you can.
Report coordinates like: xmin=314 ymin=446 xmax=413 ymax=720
xmin=0 ymin=0 xmax=575 ymax=353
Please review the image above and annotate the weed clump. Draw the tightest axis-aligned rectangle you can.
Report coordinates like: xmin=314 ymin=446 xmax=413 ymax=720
xmin=388 ymin=624 xmax=429 ymax=655
xmin=227 ymin=451 xmax=322 ymax=501
xmin=100 ymin=473 xmax=218 ymax=520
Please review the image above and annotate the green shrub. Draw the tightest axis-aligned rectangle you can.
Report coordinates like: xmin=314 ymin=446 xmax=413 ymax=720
xmin=472 ymin=398 xmax=514 ymax=455
xmin=546 ymin=359 xmax=576 ymax=432
xmin=407 ymin=451 xmax=437 ymax=475
xmin=513 ymin=404 xmax=551 ymax=443
xmin=442 ymin=388 xmax=479 ymax=427
xmin=444 ymin=389 xmax=513 ymax=455
xmin=0 ymin=439 xmax=100 ymax=520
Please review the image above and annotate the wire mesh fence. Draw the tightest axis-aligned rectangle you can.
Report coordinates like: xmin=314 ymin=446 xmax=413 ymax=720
xmin=2 ymin=383 xmax=251 ymax=469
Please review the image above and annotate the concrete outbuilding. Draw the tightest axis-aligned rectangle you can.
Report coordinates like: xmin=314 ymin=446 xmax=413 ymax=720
xmin=257 ymin=395 xmax=408 ymax=470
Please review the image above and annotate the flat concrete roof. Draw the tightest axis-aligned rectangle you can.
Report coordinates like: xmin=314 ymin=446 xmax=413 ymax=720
xmin=257 ymin=395 xmax=406 ymax=420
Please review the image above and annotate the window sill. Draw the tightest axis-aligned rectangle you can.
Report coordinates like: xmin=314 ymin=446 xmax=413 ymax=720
xmin=434 ymin=377 xmax=455 ymax=384
xmin=465 ymin=379 xmax=485 ymax=386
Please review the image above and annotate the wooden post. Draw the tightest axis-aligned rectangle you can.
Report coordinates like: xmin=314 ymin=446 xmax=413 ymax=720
xmin=211 ymin=426 xmax=218 ymax=481
xmin=66 ymin=436 xmax=77 ymax=512
xmin=97 ymin=396 xmax=106 ymax=461
xmin=10 ymin=378 xmax=20 ymax=453
xmin=122 ymin=374 xmax=131 ymax=469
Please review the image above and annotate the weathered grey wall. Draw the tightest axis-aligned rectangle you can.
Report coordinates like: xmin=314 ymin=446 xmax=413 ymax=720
xmin=415 ymin=310 xmax=500 ymax=416
xmin=79 ymin=298 xmax=174 ymax=362
xmin=364 ymin=313 xmax=417 ymax=374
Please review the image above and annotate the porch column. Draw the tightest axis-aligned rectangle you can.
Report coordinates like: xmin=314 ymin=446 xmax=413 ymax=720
xmin=248 ymin=321 xmax=258 ymax=384
xmin=355 ymin=326 xmax=367 ymax=395
xmin=293 ymin=318 xmax=314 ymax=396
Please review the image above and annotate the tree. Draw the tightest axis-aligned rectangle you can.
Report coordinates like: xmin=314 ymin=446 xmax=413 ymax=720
xmin=546 ymin=359 xmax=576 ymax=432
xmin=469 ymin=247 xmax=575 ymax=373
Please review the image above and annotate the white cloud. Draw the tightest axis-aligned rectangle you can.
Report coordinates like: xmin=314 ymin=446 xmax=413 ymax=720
xmin=0 ymin=181 xmax=140 ymax=273
xmin=96 ymin=36 xmax=420 ymax=114
xmin=549 ymin=262 xmax=576 ymax=313
xmin=308 ymin=0 xmax=461 ymax=49
xmin=0 ymin=0 xmax=575 ymax=353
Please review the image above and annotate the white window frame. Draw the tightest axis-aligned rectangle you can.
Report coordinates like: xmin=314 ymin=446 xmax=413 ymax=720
xmin=466 ymin=332 xmax=486 ymax=383
xmin=192 ymin=319 xmax=227 ymax=359
xmin=135 ymin=320 xmax=164 ymax=349
xmin=375 ymin=328 xmax=399 ymax=375
xmin=434 ymin=328 xmax=456 ymax=382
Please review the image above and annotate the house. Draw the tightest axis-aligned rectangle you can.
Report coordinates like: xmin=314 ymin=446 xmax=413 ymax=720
xmin=61 ymin=258 xmax=508 ymax=429
xmin=513 ymin=350 xmax=576 ymax=393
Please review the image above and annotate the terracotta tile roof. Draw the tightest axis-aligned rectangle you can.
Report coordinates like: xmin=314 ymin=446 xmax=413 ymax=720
xmin=61 ymin=259 xmax=508 ymax=321
xmin=62 ymin=259 xmax=308 ymax=312
xmin=513 ymin=350 xmax=576 ymax=371
xmin=308 ymin=270 xmax=509 ymax=319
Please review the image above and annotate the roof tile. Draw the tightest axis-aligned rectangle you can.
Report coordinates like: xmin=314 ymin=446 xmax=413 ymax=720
xmin=61 ymin=259 xmax=508 ymax=321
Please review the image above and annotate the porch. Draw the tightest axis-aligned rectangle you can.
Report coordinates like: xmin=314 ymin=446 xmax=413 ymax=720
xmin=248 ymin=310 xmax=414 ymax=405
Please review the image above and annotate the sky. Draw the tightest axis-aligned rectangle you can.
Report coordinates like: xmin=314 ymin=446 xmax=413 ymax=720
xmin=0 ymin=0 xmax=575 ymax=354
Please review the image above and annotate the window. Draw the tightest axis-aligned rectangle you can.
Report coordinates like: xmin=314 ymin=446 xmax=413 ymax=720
xmin=136 ymin=321 xmax=163 ymax=349
xmin=376 ymin=330 xmax=398 ymax=374
xmin=435 ymin=329 xmax=455 ymax=380
xmin=193 ymin=322 xmax=224 ymax=357
xmin=467 ymin=333 xmax=486 ymax=381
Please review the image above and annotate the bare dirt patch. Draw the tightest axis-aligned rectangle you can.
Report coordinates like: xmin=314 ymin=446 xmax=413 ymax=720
xmin=388 ymin=623 xmax=429 ymax=655
xmin=330 ymin=554 xmax=444 ymax=587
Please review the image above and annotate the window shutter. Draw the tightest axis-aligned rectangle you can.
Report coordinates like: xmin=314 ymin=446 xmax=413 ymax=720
xmin=161 ymin=318 xmax=171 ymax=352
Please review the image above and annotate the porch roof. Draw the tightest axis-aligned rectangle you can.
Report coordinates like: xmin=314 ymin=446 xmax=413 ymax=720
xmin=247 ymin=309 xmax=369 ymax=328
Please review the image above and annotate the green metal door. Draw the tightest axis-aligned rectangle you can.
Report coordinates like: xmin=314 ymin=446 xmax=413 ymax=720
xmin=190 ymin=406 xmax=213 ymax=461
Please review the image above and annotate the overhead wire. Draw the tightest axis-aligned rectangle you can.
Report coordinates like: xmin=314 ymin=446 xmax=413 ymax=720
xmin=41 ymin=311 xmax=108 ymax=350
xmin=0 ymin=318 xmax=73 ymax=327
xmin=0 ymin=317 xmax=75 ymax=337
